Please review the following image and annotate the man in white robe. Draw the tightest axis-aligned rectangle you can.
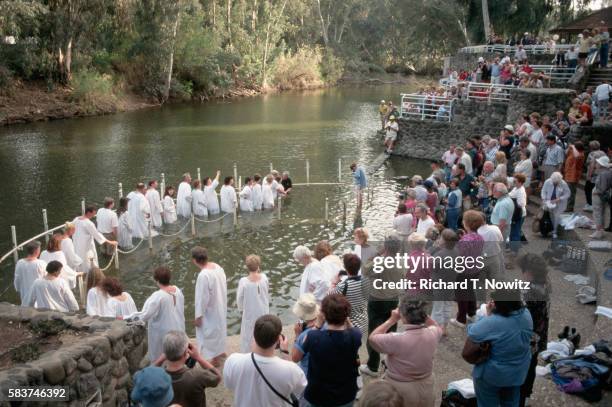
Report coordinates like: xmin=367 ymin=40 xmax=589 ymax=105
xmin=192 ymin=246 xmax=227 ymax=365
xmin=145 ymin=180 xmax=163 ymax=228
xmin=73 ymin=205 xmax=118 ymax=273
xmin=127 ymin=183 xmax=154 ymax=239
xmin=14 ymin=241 xmax=46 ymax=305
xmin=96 ymin=197 xmax=119 ymax=256
xmin=177 ymin=173 xmax=193 ymax=218
xmin=220 ymin=176 xmax=237 ymax=213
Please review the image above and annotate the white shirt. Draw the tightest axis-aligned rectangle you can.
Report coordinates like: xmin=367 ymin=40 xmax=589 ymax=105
xmin=393 ymin=214 xmax=414 ymax=236
xmin=595 ymin=83 xmax=612 ymax=101
xmin=459 ymin=154 xmax=473 ymax=175
xmin=477 ymin=224 xmax=503 ymax=256
xmin=299 ymin=260 xmax=330 ymax=304
xmin=416 ymin=216 xmax=435 ymax=235
xmin=14 ymin=258 xmax=46 ymax=305
xmin=514 ymin=159 xmax=533 ymax=184
xmin=320 ymin=255 xmax=343 ymax=283
xmin=442 ymin=150 xmax=457 ymax=167
xmin=530 ymin=128 xmax=543 ymax=146
xmin=223 ymin=352 xmax=307 ymax=407
xmin=509 ymin=186 xmax=527 ymax=217
xmin=96 ymin=208 xmax=118 ymax=234
xmin=28 ymin=277 xmax=79 ymax=312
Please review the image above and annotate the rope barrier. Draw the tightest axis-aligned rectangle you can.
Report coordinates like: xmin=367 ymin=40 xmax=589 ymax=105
xmin=99 ymin=249 xmax=117 ymax=272
xmin=117 ymin=238 xmax=146 ymax=254
xmin=156 ymin=220 xmax=191 ymax=237
xmin=193 ymin=212 xmax=234 ymax=223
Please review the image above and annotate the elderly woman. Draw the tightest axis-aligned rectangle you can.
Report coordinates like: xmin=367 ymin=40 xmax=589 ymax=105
xmin=293 ymin=245 xmax=329 ymax=304
xmin=314 ymin=240 xmax=343 ymax=283
xmin=353 ymin=227 xmax=378 ymax=270
xmin=514 ymin=149 xmax=533 ymax=187
xmin=540 ymin=172 xmax=571 ymax=239
xmin=295 ymin=294 xmax=362 ymax=407
xmin=466 ymin=289 xmax=533 ymax=407
xmin=369 ymin=297 xmax=443 ymax=406
xmin=493 ymin=151 xmax=508 ymax=179
xmin=331 ymin=254 xmax=367 ymax=335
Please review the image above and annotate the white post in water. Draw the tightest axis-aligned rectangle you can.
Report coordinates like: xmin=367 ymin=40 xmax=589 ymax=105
xmin=11 ymin=226 xmax=18 ymax=263
xmin=78 ymin=274 xmax=86 ymax=306
xmin=118 ymin=182 xmax=123 ymax=199
xmin=269 ymin=162 xmax=273 ymax=173
xmin=81 ymin=198 xmax=86 ymax=215
xmin=233 ymin=163 xmax=238 ymax=184
xmin=191 ymin=212 xmax=196 ymax=236
xmin=114 ymin=245 xmax=119 ymax=269
xmin=306 ymin=159 xmax=310 ymax=185
xmin=277 ymin=196 xmax=282 ymax=219
xmin=238 ymin=176 xmax=242 ymax=191
xmin=338 ymin=158 xmax=342 ymax=182
xmin=233 ymin=207 xmax=238 ymax=224
xmin=197 ymin=167 xmax=201 ymax=181
xmin=42 ymin=209 xmax=49 ymax=244
xmin=160 ymin=173 xmax=166 ymax=196
xmin=148 ymin=221 xmax=153 ymax=251
xmin=325 ymin=197 xmax=329 ymax=221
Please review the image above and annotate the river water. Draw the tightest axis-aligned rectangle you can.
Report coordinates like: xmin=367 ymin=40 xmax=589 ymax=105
xmin=0 ymin=84 xmax=431 ymax=334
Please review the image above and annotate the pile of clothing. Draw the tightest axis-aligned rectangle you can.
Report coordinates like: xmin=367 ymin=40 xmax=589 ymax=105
xmin=440 ymin=379 xmax=476 ymax=407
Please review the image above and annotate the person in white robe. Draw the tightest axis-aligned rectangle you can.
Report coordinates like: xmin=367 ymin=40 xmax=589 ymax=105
xmin=127 ymin=183 xmax=153 ymax=239
xmin=237 ymin=255 xmax=270 ymax=352
xmin=60 ymin=223 xmax=82 ymax=273
xmin=126 ymin=266 xmax=185 ymax=362
xmin=270 ymin=171 xmax=286 ymax=201
xmin=239 ymin=177 xmax=254 ymax=212
xmin=145 ymin=180 xmax=163 ymax=228
xmin=262 ymin=175 xmax=275 ymax=209
xmin=86 ymin=267 xmax=110 ymax=317
xmin=293 ymin=245 xmax=330 ymax=304
xmin=96 ymin=198 xmax=119 ymax=256
xmin=117 ymin=197 xmax=133 ymax=250
xmin=13 ymin=241 xmax=46 ymax=306
xmin=314 ymin=240 xmax=344 ymax=283
xmin=162 ymin=186 xmax=178 ymax=224
xmin=192 ymin=179 xmax=208 ymax=217
xmin=73 ymin=205 xmax=117 ymax=274
xmin=251 ymin=174 xmax=263 ymax=210
xmin=176 ymin=173 xmax=193 ymax=218
xmin=220 ymin=176 xmax=237 ymax=214
xmin=27 ymin=261 xmax=79 ymax=312
xmin=192 ymin=246 xmax=228 ymax=364
xmin=204 ymin=171 xmax=221 ymax=215
xmin=102 ymin=277 xmax=138 ymax=318
xmin=40 ymin=234 xmax=80 ymax=289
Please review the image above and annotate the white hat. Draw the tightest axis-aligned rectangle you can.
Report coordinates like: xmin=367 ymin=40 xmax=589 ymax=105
xmin=578 ymin=33 xmax=584 ymax=38
xmin=478 ymin=57 xmax=485 ymax=63
xmin=596 ymin=156 xmax=611 ymax=168
xmin=389 ymin=115 xmax=396 ymax=121
xmin=504 ymin=124 xmax=514 ymax=132
xmin=381 ymin=100 xmax=385 ymax=103
xmin=524 ymin=32 xmax=529 ymax=35
xmin=292 ymin=293 xmax=319 ymax=321
xmin=553 ymin=34 xmax=559 ymax=41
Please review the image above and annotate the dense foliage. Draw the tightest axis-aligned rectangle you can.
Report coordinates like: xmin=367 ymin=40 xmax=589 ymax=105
xmin=0 ymin=0 xmax=597 ymax=102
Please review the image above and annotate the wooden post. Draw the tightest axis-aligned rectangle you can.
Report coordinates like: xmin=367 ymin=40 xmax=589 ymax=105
xmin=191 ymin=212 xmax=196 ymax=236
xmin=269 ymin=162 xmax=273 ymax=173
xmin=160 ymin=173 xmax=166 ymax=197
xmin=233 ymin=208 xmax=237 ymax=224
xmin=81 ymin=198 xmax=86 ymax=215
xmin=78 ymin=274 xmax=86 ymax=306
xmin=306 ymin=159 xmax=310 ymax=185
xmin=233 ymin=163 xmax=238 ymax=184
xmin=42 ymin=209 xmax=49 ymax=244
xmin=342 ymin=200 xmax=347 ymax=221
xmin=238 ymin=175 xmax=242 ymax=191
xmin=197 ymin=167 xmax=201 ymax=181
xmin=148 ymin=221 xmax=153 ymax=251
xmin=113 ymin=245 xmax=119 ymax=269
xmin=11 ymin=226 xmax=18 ymax=263
xmin=338 ymin=158 xmax=342 ymax=182
xmin=325 ymin=197 xmax=329 ymax=221
xmin=118 ymin=182 xmax=123 ymax=199
xmin=277 ymin=196 xmax=282 ymax=219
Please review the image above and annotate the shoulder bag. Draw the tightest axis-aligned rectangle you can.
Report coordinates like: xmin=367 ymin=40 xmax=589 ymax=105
xmin=462 ymin=338 xmax=491 ymax=365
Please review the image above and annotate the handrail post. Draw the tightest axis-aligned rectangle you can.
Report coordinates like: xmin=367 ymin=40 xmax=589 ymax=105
xmin=11 ymin=226 xmax=18 ymax=263
xmin=191 ymin=212 xmax=196 ymax=236
xmin=306 ymin=159 xmax=310 ymax=185
xmin=160 ymin=173 xmax=166 ymax=198
xmin=113 ymin=245 xmax=119 ymax=269
xmin=233 ymin=163 xmax=238 ymax=184
xmin=338 ymin=158 xmax=342 ymax=182
xmin=277 ymin=196 xmax=282 ymax=219
xmin=81 ymin=198 xmax=86 ymax=216
xmin=148 ymin=221 xmax=153 ymax=251
xmin=118 ymin=182 xmax=123 ymax=199
xmin=197 ymin=167 xmax=201 ymax=181
xmin=238 ymin=175 xmax=242 ymax=191
xmin=42 ymin=209 xmax=49 ymax=244
xmin=324 ymin=197 xmax=329 ymax=222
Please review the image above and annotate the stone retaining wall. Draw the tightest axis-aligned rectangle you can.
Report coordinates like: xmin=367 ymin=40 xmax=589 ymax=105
xmin=0 ymin=303 xmax=148 ymax=406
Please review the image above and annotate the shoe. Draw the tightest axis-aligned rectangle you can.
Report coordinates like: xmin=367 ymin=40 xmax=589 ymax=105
xmin=558 ymin=325 xmax=570 ymax=339
xmin=590 ymin=231 xmax=604 ymax=239
xmin=359 ymin=364 xmax=380 ymax=377
xmin=450 ymin=318 xmax=466 ymax=328
xmin=582 ymin=204 xmax=593 ymax=212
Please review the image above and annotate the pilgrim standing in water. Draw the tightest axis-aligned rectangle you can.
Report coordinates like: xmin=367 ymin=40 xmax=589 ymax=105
xmin=28 ymin=261 xmax=79 ymax=312
xmin=127 ymin=183 xmax=153 ymax=239
xmin=251 ymin=174 xmax=263 ymax=210
xmin=192 ymin=246 xmax=228 ymax=366
xmin=60 ymin=223 xmax=83 ymax=273
xmin=192 ymin=179 xmax=208 ymax=217
xmin=162 ymin=186 xmax=177 ymax=224
xmin=73 ymin=205 xmax=117 ymax=274
xmin=204 ymin=170 xmax=221 ymax=215
xmin=86 ymin=267 xmax=110 ymax=317
xmin=237 ymin=255 xmax=270 ymax=352
xmin=14 ymin=241 xmax=46 ymax=306
xmin=220 ymin=176 xmax=237 ymax=214
xmin=102 ymin=277 xmax=138 ymax=319
xmin=239 ymin=177 xmax=254 ymax=212
xmin=271 ymin=170 xmax=286 ymax=201
xmin=126 ymin=267 xmax=186 ymax=362
xmin=176 ymin=173 xmax=193 ymax=218
xmin=40 ymin=233 xmax=81 ymax=289
xmin=262 ymin=174 xmax=275 ymax=209
xmin=96 ymin=197 xmax=119 ymax=256
xmin=146 ymin=180 xmax=163 ymax=228
xmin=117 ymin=197 xmax=133 ymax=250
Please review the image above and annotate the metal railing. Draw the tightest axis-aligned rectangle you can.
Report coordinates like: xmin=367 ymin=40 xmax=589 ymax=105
xmin=400 ymin=94 xmax=455 ymax=122
xmin=530 ymin=65 xmax=576 ymax=81
xmin=465 ymin=82 xmax=514 ymax=103
xmin=459 ymin=44 xmax=573 ymax=55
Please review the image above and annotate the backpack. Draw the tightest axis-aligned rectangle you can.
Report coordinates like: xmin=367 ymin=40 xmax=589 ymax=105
xmin=539 ymin=210 xmax=553 ymax=237
xmin=511 ymin=198 xmax=523 ymax=223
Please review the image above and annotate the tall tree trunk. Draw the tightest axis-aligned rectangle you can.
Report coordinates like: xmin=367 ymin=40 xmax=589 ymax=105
xmin=227 ymin=0 xmax=232 ymax=47
xmin=163 ymin=10 xmax=180 ymax=101
xmin=212 ymin=0 xmax=216 ymax=27
xmin=261 ymin=0 xmax=288 ymax=88
xmin=315 ymin=0 xmax=329 ymax=47
xmin=481 ymin=0 xmax=491 ymax=41
xmin=251 ymin=0 xmax=258 ymax=31
xmin=64 ymin=37 xmax=73 ymax=82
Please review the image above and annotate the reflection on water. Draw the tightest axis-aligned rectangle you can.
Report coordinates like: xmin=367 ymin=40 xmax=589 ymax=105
xmin=0 ymin=84 xmax=431 ymax=334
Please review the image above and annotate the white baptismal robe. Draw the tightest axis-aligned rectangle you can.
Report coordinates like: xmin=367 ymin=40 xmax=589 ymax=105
xmin=40 ymin=250 xmax=77 ymax=289
xmin=237 ymin=274 xmax=270 ymax=352
xmin=195 ymin=264 xmax=228 ymax=359
xmin=72 ymin=217 xmax=106 ymax=273
xmin=127 ymin=191 xmax=151 ymax=239
xmin=204 ymin=180 xmax=220 ymax=215
xmin=61 ymin=237 xmax=82 ymax=272
xmin=239 ymin=185 xmax=254 ymax=212
xmin=14 ymin=258 xmax=46 ymax=305
xmin=118 ymin=212 xmax=133 ymax=249
xmin=176 ymin=182 xmax=192 ymax=218
xmin=220 ymin=185 xmax=236 ymax=213
xmin=162 ymin=196 xmax=177 ymax=224
xmin=86 ymin=287 xmax=111 ymax=317
xmin=251 ymin=183 xmax=263 ymax=210
xmin=145 ymin=189 xmax=163 ymax=228
xmin=262 ymin=183 xmax=275 ymax=209
xmin=192 ymin=189 xmax=208 ymax=217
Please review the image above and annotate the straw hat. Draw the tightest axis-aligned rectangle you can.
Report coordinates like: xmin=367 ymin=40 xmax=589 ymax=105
xmin=292 ymin=293 xmax=319 ymax=321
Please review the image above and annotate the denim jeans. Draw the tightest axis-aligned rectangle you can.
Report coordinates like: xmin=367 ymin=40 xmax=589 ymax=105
xmin=474 ymin=377 xmax=521 ymax=407
xmin=446 ymin=207 xmax=460 ymax=230
xmin=600 ymin=43 xmax=609 ymax=67
xmin=510 ymin=216 xmax=525 ymax=253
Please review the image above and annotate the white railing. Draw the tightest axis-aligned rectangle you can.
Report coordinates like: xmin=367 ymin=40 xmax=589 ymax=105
xmin=459 ymin=44 xmax=573 ymax=55
xmin=466 ymin=82 xmax=514 ymax=103
xmin=530 ymin=65 xmax=576 ymax=81
xmin=400 ymin=94 xmax=455 ymax=122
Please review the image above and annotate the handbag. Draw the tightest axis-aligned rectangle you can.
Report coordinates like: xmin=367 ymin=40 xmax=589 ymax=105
xmin=461 ymin=338 xmax=491 ymax=364
xmin=251 ymin=353 xmax=299 ymax=407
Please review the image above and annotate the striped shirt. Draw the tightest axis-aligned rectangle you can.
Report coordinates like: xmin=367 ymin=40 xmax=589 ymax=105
xmin=542 ymin=144 xmax=564 ymax=167
xmin=332 ymin=276 xmax=367 ymax=334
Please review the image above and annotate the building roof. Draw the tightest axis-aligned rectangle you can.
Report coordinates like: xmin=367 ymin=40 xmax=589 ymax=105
xmin=550 ymin=7 xmax=612 ymax=34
